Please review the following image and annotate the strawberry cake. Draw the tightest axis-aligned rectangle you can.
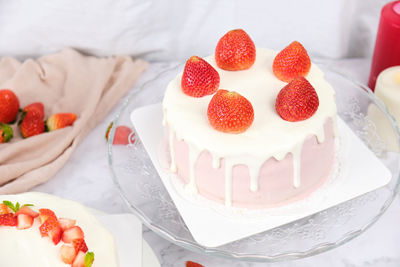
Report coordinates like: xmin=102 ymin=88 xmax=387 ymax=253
xmin=0 ymin=192 xmax=118 ymax=267
xmin=162 ymin=29 xmax=337 ymax=208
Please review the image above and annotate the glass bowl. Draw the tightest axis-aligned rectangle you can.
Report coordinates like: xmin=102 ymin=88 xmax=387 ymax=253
xmin=107 ymin=63 xmax=400 ymax=262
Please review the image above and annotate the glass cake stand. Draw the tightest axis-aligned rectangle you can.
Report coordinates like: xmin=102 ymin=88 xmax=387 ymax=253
xmin=107 ymin=63 xmax=400 ymax=262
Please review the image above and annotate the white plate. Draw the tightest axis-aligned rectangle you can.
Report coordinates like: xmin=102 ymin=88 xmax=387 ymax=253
xmin=131 ymin=103 xmax=392 ymax=247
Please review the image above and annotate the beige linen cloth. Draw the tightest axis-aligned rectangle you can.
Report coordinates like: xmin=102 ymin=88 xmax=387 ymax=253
xmin=0 ymin=48 xmax=148 ymax=194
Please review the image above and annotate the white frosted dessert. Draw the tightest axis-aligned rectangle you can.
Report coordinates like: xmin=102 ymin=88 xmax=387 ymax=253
xmin=0 ymin=192 xmax=118 ymax=267
xmin=162 ymin=47 xmax=338 ymax=208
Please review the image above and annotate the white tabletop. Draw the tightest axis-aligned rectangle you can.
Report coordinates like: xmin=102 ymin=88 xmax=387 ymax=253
xmin=34 ymin=58 xmax=400 ymax=267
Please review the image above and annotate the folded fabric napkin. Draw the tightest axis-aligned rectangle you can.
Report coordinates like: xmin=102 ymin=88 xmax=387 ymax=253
xmin=0 ymin=48 xmax=147 ymax=194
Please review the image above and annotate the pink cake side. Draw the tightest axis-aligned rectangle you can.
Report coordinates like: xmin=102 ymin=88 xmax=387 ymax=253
xmin=169 ymin=118 xmax=335 ymax=209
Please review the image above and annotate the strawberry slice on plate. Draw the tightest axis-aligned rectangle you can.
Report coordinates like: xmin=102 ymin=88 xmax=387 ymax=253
xmin=15 ymin=206 xmax=39 ymax=218
xmin=59 ymin=218 xmax=76 ymax=231
xmin=60 ymin=244 xmax=77 ymax=264
xmin=39 ymin=216 xmax=62 ymax=244
xmin=0 ymin=213 xmax=17 ymax=226
xmin=72 ymin=238 xmax=88 ymax=253
xmin=62 ymin=226 xmax=85 ymax=243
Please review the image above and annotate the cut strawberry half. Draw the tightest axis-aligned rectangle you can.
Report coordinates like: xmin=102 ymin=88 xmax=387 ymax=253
xmin=62 ymin=226 xmax=84 ymax=244
xmin=39 ymin=208 xmax=57 ymax=224
xmin=72 ymin=238 xmax=88 ymax=253
xmin=0 ymin=203 xmax=11 ymax=215
xmin=60 ymin=244 xmax=77 ymax=264
xmin=72 ymin=251 xmax=86 ymax=267
xmin=59 ymin=218 xmax=76 ymax=231
xmin=0 ymin=213 xmax=17 ymax=226
xmin=16 ymin=214 xmax=34 ymax=230
xmin=15 ymin=206 xmax=39 ymax=218
xmin=40 ymin=216 xmax=62 ymax=244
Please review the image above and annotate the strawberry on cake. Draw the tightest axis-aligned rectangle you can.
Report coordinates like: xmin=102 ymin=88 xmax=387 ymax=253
xmin=162 ymin=29 xmax=337 ymax=208
xmin=0 ymin=192 xmax=118 ymax=267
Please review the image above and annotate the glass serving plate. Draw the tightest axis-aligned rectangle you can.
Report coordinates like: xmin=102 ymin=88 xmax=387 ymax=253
xmin=107 ymin=63 xmax=400 ymax=262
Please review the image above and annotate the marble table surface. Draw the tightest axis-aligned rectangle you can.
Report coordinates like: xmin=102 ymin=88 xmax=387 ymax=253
xmin=34 ymin=58 xmax=400 ymax=267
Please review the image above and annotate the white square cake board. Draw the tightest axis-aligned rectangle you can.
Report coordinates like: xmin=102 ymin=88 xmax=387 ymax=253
xmin=130 ymin=103 xmax=392 ymax=247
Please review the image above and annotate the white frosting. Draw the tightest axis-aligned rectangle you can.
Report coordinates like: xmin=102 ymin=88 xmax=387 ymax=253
xmin=162 ymin=48 xmax=337 ymax=207
xmin=0 ymin=192 xmax=119 ymax=267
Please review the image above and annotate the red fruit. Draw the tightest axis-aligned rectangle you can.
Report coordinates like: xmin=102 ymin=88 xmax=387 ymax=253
xmin=215 ymin=29 xmax=256 ymax=71
xmin=20 ymin=111 xmax=45 ymax=138
xmin=181 ymin=56 xmax=220 ymax=97
xmin=16 ymin=214 xmax=33 ymax=230
xmin=62 ymin=226 xmax=85 ymax=243
xmin=0 ymin=214 xmax=17 ymax=226
xmin=15 ymin=206 xmax=39 ymax=218
xmin=0 ymin=123 xmax=13 ymax=143
xmin=207 ymin=89 xmax=254 ymax=133
xmin=0 ymin=89 xmax=19 ymax=123
xmin=23 ymin=102 xmax=45 ymax=119
xmin=72 ymin=238 xmax=88 ymax=253
xmin=0 ymin=203 xmax=11 ymax=215
xmin=106 ymin=123 xmax=135 ymax=145
xmin=186 ymin=261 xmax=205 ymax=267
xmin=39 ymin=208 xmax=57 ymax=223
xmin=59 ymin=218 xmax=76 ymax=231
xmin=72 ymin=251 xmax=86 ymax=267
xmin=60 ymin=244 xmax=77 ymax=264
xmin=46 ymin=113 xmax=77 ymax=131
xmin=272 ymin=41 xmax=311 ymax=82
xmin=39 ymin=216 xmax=59 ymax=236
xmin=275 ymin=77 xmax=319 ymax=122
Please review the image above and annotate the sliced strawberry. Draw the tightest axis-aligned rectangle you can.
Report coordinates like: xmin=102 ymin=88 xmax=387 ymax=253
xmin=62 ymin=226 xmax=84 ymax=243
xmin=275 ymin=77 xmax=319 ymax=122
xmin=39 ymin=208 xmax=57 ymax=223
xmin=0 ymin=203 xmax=11 ymax=215
xmin=215 ymin=29 xmax=256 ymax=71
xmin=0 ymin=89 xmax=20 ymax=124
xmin=207 ymin=89 xmax=254 ymax=133
xmin=39 ymin=216 xmax=59 ymax=237
xmin=181 ymin=56 xmax=220 ymax=97
xmin=58 ymin=218 xmax=76 ymax=231
xmin=46 ymin=113 xmax=77 ymax=131
xmin=273 ymin=41 xmax=311 ymax=82
xmin=72 ymin=251 xmax=86 ymax=267
xmin=16 ymin=214 xmax=33 ymax=230
xmin=72 ymin=238 xmax=88 ymax=253
xmin=60 ymin=244 xmax=77 ymax=264
xmin=0 ymin=214 xmax=17 ymax=226
xmin=15 ymin=206 xmax=39 ymax=218
xmin=106 ymin=123 xmax=135 ymax=145
xmin=186 ymin=261 xmax=205 ymax=267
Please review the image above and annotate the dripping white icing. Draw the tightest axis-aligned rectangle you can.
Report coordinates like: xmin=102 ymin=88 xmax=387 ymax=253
xmin=163 ymin=48 xmax=337 ymax=207
xmin=186 ymin=144 xmax=200 ymax=194
xmin=168 ymin=129 xmax=177 ymax=172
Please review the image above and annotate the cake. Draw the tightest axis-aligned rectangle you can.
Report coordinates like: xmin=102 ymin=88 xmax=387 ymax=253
xmin=0 ymin=192 xmax=118 ymax=267
xmin=162 ymin=29 xmax=337 ymax=208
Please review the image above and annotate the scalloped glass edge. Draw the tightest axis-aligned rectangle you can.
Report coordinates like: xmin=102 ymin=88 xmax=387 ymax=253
xmin=107 ymin=62 xmax=400 ymax=262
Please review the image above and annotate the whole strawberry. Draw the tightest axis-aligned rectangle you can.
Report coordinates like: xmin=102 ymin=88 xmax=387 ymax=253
xmin=20 ymin=111 xmax=45 ymax=138
xmin=207 ymin=89 xmax=254 ymax=133
xmin=273 ymin=41 xmax=311 ymax=82
xmin=23 ymin=102 xmax=45 ymax=118
xmin=275 ymin=77 xmax=319 ymax=122
xmin=181 ymin=56 xmax=220 ymax=97
xmin=186 ymin=261 xmax=204 ymax=267
xmin=46 ymin=113 xmax=77 ymax=131
xmin=0 ymin=89 xmax=20 ymax=123
xmin=215 ymin=29 xmax=256 ymax=71
xmin=0 ymin=123 xmax=13 ymax=143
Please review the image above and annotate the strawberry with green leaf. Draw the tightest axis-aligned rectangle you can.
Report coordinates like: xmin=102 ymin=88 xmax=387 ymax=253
xmin=0 ymin=123 xmax=13 ymax=143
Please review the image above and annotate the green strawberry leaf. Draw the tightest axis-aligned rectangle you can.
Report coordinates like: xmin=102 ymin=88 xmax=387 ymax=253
xmin=23 ymin=204 xmax=34 ymax=207
xmin=85 ymin=252 xmax=95 ymax=267
xmin=2 ymin=201 xmax=34 ymax=212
